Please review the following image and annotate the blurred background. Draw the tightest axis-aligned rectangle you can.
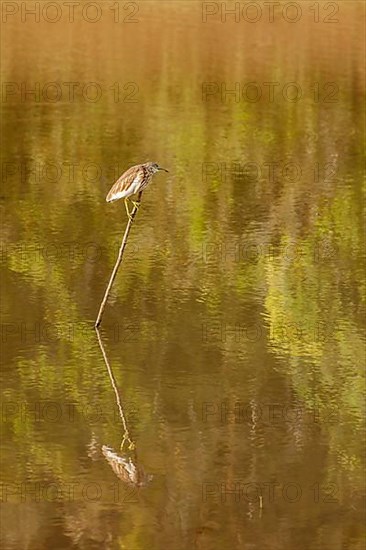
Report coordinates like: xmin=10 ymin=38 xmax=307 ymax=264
xmin=1 ymin=1 xmax=365 ymax=549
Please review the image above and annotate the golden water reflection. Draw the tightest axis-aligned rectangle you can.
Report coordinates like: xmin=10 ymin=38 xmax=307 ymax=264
xmin=1 ymin=2 xmax=365 ymax=549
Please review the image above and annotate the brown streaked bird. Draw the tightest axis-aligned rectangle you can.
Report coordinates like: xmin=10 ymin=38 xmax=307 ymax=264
xmin=106 ymin=161 xmax=168 ymax=220
xmin=102 ymin=445 xmax=153 ymax=487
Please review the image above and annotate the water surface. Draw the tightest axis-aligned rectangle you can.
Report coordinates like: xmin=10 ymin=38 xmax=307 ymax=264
xmin=1 ymin=2 xmax=365 ymax=549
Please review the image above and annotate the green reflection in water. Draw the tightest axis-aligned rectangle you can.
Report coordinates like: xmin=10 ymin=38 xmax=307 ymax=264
xmin=1 ymin=2 xmax=365 ymax=549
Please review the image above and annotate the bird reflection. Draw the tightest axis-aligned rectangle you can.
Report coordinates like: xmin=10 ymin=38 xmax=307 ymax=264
xmin=95 ymin=328 xmax=152 ymax=487
xmin=102 ymin=445 xmax=152 ymax=487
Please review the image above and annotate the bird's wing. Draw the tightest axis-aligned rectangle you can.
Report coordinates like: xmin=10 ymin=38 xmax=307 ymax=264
xmin=106 ymin=165 xmax=144 ymax=202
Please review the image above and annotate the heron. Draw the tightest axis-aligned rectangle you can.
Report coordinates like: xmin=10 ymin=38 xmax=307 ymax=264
xmin=106 ymin=161 xmax=169 ymax=220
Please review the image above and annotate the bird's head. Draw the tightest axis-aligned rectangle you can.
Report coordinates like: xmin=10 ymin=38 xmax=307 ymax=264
xmin=147 ymin=162 xmax=169 ymax=174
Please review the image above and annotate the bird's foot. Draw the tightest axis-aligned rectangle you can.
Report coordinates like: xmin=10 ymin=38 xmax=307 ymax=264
xmin=124 ymin=199 xmax=134 ymax=222
xmin=131 ymin=201 xmax=140 ymax=210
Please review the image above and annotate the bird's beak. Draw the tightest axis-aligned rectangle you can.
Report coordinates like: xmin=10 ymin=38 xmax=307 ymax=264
xmin=158 ymin=167 xmax=169 ymax=172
